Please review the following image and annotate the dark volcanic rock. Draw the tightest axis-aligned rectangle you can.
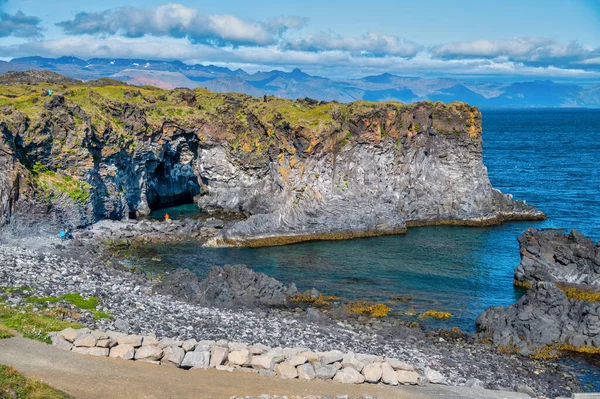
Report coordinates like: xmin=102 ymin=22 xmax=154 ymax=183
xmin=0 ymin=82 xmax=544 ymax=245
xmin=515 ymin=228 xmax=600 ymax=286
xmin=477 ymin=282 xmax=600 ymax=355
xmin=155 ymin=264 xmax=298 ymax=308
xmin=154 ymin=268 xmax=201 ymax=302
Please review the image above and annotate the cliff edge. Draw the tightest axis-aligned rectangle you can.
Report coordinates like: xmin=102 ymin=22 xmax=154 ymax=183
xmin=0 ymin=72 xmax=544 ymax=245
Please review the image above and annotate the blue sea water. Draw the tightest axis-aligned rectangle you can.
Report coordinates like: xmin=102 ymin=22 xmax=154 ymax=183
xmin=137 ymin=109 xmax=600 ymax=333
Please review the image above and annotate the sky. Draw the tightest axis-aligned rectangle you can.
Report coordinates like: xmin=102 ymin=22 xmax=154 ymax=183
xmin=1 ymin=0 xmax=599 ymax=80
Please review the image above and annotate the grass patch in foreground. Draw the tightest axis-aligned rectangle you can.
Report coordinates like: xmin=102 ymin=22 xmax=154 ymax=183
xmin=61 ymin=293 xmax=98 ymax=310
xmin=0 ymin=325 xmax=13 ymax=339
xmin=26 ymin=293 xmax=113 ymax=321
xmin=0 ymin=304 xmax=81 ymax=344
xmin=0 ymin=365 xmax=71 ymax=399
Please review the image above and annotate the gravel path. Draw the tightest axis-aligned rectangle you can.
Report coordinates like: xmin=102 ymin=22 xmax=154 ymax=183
xmin=0 ymin=235 xmax=579 ymax=397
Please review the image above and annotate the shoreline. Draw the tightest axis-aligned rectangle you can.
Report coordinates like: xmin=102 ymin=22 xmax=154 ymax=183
xmin=79 ymin=209 xmax=547 ymax=249
xmin=0 ymin=232 xmax=581 ymax=397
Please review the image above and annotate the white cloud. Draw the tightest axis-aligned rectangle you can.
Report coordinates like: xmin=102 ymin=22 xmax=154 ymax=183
xmin=282 ymin=31 xmax=422 ymax=57
xmin=3 ymin=3 xmax=599 ymax=79
xmin=56 ymin=3 xmax=305 ymax=47
xmin=3 ymin=36 xmax=599 ymax=80
xmin=0 ymin=0 xmax=43 ymax=39
xmin=431 ymin=37 xmax=599 ymax=66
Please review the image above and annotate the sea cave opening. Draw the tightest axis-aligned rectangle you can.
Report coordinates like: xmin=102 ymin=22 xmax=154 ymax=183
xmin=145 ymin=160 xmax=201 ymax=213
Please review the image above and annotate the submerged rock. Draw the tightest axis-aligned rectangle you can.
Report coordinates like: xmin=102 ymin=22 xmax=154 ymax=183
xmin=514 ymin=228 xmax=600 ymax=287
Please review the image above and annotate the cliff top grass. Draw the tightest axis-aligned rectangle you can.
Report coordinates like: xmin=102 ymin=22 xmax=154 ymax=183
xmin=0 ymin=81 xmax=479 ymax=145
xmin=0 ymin=365 xmax=72 ymax=399
xmin=0 ymin=80 xmax=481 ymax=190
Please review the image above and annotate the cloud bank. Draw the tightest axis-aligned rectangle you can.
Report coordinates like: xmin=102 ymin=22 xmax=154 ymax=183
xmin=282 ymin=32 xmax=423 ymax=57
xmin=431 ymin=37 xmax=599 ymax=67
xmin=2 ymin=2 xmax=599 ymax=79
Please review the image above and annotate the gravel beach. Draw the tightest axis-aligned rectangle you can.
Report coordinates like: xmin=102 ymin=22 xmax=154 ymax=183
xmin=0 ymin=232 xmax=580 ymax=398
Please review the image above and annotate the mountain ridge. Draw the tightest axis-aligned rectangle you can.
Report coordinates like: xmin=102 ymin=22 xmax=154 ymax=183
xmin=2 ymin=56 xmax=599 ymax=107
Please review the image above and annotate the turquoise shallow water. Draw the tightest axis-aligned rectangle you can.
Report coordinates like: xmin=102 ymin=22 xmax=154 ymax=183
xmin=140 ymin=108 xmax=600 ymax=332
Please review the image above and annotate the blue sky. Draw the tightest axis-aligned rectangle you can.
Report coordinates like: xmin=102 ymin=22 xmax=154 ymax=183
xmin=1 ymin=0 xmax=600 ymax=80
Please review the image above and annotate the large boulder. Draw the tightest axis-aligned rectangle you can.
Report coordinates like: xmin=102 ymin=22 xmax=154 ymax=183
xmin=155 ymin=264 xmax=297 ymax=308
xmin=515 ymin=228 xmax=600 ymax=287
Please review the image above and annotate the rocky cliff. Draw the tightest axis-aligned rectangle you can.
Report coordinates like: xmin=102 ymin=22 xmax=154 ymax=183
xmin=0 ymin=75 xmax=543 ymax=245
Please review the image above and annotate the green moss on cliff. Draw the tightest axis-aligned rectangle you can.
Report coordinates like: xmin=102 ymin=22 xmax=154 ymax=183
xmin=30 ymin=163 xmax=91 ymax=204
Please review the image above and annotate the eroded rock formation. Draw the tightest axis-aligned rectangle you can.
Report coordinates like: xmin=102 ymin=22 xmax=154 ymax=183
xmin=0 ymin=78 xmax=544 ymax=245
xmin=515 ymin=228 xmax=600 ymax=287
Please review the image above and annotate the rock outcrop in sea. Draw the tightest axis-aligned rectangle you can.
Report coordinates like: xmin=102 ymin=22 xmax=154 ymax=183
xmin=477 ymin=229 xmax=600 ymax=356
xmin=0 ymin=74 xmax=543 ymax=246
xmin=515 ymin=228 xmax=600 ymax=287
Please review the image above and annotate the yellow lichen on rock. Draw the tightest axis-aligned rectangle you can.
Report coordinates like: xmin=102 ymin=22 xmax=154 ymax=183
xmin=418 ymin=310 xmax=452 ymax=320
xmin=289 ymin=293 xmax=340 ymax=307
xmin=556 ymin=283 xmax=600 ymax=302
xmin=346 ymin=301 xmax=392 ymax=318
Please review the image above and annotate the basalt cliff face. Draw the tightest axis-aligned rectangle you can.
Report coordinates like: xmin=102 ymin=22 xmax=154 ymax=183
xmin=0 ymin=76 xmax=544 ymax=245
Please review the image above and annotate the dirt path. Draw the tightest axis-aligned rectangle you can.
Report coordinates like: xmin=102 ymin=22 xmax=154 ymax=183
xmin=0 ymin=337 xmax=529 ymax=399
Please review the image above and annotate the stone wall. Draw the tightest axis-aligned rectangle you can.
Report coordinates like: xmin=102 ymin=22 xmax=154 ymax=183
xmin=51 ymin=327 xmax=446 ymax=387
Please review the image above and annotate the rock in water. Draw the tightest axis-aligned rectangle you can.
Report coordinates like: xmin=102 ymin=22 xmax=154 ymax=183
xmin=515 ymin=228 xmax=600 ymax=286
xmin=477 ymin=281 xmax=600 ymax=354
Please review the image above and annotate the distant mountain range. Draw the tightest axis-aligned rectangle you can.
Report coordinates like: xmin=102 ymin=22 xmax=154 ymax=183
xmin=2 ymin=56 xmax=600 ymax=107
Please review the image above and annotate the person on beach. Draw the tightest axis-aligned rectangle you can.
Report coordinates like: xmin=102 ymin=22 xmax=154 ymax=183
xmin=59 ymin=225 xmax=73 ymax=240
xmin=164 ymin=213 xmax=170 ymax=221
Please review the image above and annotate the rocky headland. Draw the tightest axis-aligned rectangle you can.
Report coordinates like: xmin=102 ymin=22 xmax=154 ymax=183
xmin=0 ymin=72 xmax=543 ymax=246
xmin=477 ymin=229 xmax=600 ymax=358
